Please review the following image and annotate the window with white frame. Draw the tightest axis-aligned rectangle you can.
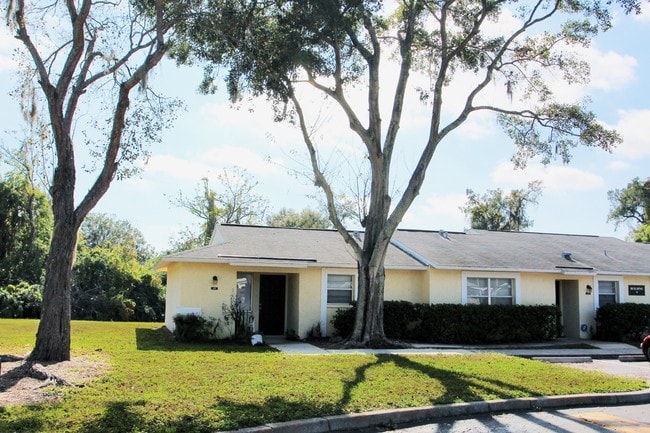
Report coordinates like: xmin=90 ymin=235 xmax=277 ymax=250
xmin=598 ymin=280 xmax=619 ymax=307
xmin=326 ymin=274 xmax=354 ymax=304
xmin=466 ymin=277 xmax=514 ymax=305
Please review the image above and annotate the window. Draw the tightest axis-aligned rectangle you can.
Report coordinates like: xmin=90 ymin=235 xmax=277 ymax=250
xmin=598 ymin=280 xmax=618 ymax=307
xmin=466 ymin=277 xmax=514 ymax=305
xmin=236 ymin=272 xmax=253 ymax=311
xmin=326 ymin=274 xmax=354 ymax=304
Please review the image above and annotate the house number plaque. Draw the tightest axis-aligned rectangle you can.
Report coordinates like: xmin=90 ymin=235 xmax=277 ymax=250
xmin=628 ymin=285 xmax=645 ymax=296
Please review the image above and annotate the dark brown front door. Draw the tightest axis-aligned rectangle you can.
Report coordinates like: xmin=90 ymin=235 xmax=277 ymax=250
xmin=258 ymin=274 xmax=286 ymax=335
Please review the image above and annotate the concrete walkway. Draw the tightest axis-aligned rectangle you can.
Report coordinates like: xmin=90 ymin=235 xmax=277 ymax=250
xmin=265 ymin=336 xmax=645 ymax=360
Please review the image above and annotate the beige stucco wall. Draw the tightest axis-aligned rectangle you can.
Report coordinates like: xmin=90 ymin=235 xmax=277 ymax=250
xmin=385 ymin=269 xmax=429 ymax=303
xmin=428 ymin=270 xmax=462 ymax=304
xmin=293 ymin=268 xmax=323 ymax=337
xmin=519 ymin=273 xmax=557 ymax=305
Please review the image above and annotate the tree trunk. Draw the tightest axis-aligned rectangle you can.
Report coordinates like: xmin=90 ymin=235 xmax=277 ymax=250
xmin=29 ymin=157 xmax=79 ymax=362
xmin=29 ymin=219 xmax=77 ymax=361
xmin=349 ymin=256 xmax=387 ymax=346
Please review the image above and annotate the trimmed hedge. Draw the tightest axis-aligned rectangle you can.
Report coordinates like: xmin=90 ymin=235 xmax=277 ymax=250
xmin=595 ymin=303 xmax=650 ymax=343
xmin=331 ymin=301 xmax=560 ymax=344
xmin=172 ymin=314 xmax=219 ymax=342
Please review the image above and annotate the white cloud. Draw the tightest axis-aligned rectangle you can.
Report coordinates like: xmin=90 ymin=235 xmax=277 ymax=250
xmin=490 ymin=161 xmax=605 ymax=191
xmin=201 ymin=146 xmax=284 ymax=176
xmin=401 ymin=193 xmax=467 ymax=231
xmin=607 ymin=160 xmax=631 ymax=170
xmin=144 ymin=154 xmax=213 ymax=181
xmin=144 ymin=147 xmax=284 ymax=181
xmin=608 ymin=109 xmax=650 ymax=158
xmin=582 ymin=47 xmax=637 ymax=92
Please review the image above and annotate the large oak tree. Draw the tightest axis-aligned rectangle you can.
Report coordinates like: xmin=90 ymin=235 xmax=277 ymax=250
xmin=178 ymin=0 xmax=633 ymax=346
xmin=6 ymin=0 xmax=180 ymax=361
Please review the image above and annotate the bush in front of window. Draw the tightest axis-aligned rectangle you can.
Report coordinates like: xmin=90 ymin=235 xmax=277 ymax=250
xmin=414 ymin=304 xmax=559 ymax=344
xmin=330 ymin=302 xmax=559 ymax=344
xmin=594 ymin=303 xmax=650 ymax=343
xmin=172 ymin=313 xmax=221 ymax=342
xmin=331 ymin=303 xmax=356 ymax=338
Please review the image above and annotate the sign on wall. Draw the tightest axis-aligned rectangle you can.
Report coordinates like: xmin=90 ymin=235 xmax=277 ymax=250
xmin=628 ymin=285 xmax=646 ymax=296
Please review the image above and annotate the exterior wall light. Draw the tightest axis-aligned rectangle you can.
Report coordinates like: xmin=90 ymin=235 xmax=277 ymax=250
xmin=585 ymin=284 xmax=593 ymax=295
xmin=211 ymin=275 xmax=219 ymax=291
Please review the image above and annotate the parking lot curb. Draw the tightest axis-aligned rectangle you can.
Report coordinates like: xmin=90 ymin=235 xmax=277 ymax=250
xmin=222 ymin=389 xmax=650 ymax=433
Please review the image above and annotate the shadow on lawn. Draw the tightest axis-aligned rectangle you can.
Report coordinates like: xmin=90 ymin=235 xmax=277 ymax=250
xmin=387 ymin=354 xmax=539 ymax=403
xmin=134 ymin=327 xmax=276 ymax=353
xmin=77 ymin=400 xmax=217 ymax=433
xmin=0 ymin=404 xmax=45 ymax=433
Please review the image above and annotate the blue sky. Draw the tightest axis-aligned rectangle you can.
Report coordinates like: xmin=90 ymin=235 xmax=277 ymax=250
xmin=1 ymin=4 xmax=649 ymax=252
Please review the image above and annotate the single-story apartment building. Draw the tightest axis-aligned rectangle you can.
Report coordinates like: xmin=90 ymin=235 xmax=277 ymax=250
xmin=156 ymin=224 xmax=650 ymax=339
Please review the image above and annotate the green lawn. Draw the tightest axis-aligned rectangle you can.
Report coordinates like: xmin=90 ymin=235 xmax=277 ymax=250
xmin=0 ymin=319 xmax=646 ymax=432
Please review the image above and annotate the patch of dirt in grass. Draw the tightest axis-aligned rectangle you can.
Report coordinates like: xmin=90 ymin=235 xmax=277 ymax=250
xmin=0 ymin=354 xmax=108 ymax=407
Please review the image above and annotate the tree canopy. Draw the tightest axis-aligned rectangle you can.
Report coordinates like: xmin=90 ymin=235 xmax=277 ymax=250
xmin=267 ymin=208 xmax=332 ymax=229
xmin=608 ymin=177 xmax=650 ymax=243
xmin=81 ymin=213 xmax=156 ymax=264
xmin=175 ymin=0 xmax=629 ymax=346
xmin=0 ymin=172 xmax=52 ymax=286
xmin=462 ymin=181 xmax=543 ymax=231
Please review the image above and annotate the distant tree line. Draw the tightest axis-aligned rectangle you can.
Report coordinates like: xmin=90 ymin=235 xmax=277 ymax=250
xmin=0 ymin=171 xmax=164 ymax=321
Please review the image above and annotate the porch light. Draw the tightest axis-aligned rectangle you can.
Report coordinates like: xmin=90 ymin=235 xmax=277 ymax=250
xmin=585 ymin=284 xmax=593 ymax=295
xmin=211 ymin=275 xmax=219 ymax=291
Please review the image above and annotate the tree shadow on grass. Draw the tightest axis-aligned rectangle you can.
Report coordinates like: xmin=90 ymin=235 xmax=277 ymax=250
xmin=0 ymin=404 xmax=45 ymax=433
xmin=387 ymin=354 xmax=542 ymax=403
xmin=134 ymin=327 xmax=276 ymax=353
xmin=212 ymin=396 xmax=343 ymax=430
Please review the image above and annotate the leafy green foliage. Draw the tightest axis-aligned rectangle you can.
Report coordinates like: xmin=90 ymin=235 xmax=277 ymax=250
xmin=0 ymin=173 xmax=52 ymax=286
xmin=81 ymin=213 xmax=155 ymax=264
xmin=332 ymin=301 xmax=560 ymax=344
xmin=266 ymin=208 xmax=332 ymax=228
xmin=595 ymin=303 xmax=650 ymax=343
xmin=0 ymin=282 xmax=42 ymax=318
xmin=462 ymin=181 xmax=543 ymax=231
xmin=0 ymin=319 xmax=646 ymax=432
xmin=72 ymin=243 xmax=164 ymax=322
xmin=172 ymin=313 xmax=221 ymax=342
xmin=608 ymin=177 xmax=650 ymax=242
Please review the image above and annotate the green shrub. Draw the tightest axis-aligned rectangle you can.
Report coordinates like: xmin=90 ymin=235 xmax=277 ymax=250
xmin=172 ymin=314 xmax=220 ymax=342
xmin=383 ymin=301 xmax=420 ymax=339
xmin=0 ymin=282 xmax=42 ymax=318
xmin=331 ymin=304 xmax=355 ymax=337
xmin=331 ymin=301 xmax=559 ymax=344
xmin=595 ymin=303 xmax=650 ymax=343
xmin=414 ymin=304 xmax=559 ymax=344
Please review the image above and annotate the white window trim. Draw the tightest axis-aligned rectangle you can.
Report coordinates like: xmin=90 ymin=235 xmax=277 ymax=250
xmin=594 ymin=276 xmax=625 ymax=311
xmin=461 ymin=271 xmax=521 ymax=305
xmin=320 ymin=269 xmax=357 ymax=336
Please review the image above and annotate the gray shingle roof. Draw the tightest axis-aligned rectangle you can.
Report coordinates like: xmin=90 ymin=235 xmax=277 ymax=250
xmin=392 ymin=229 xmax=650 ymax=275
xmin=159 ymin=224 xmax=650 ymax=275
xmin=159 ymin=224 xmax=425 ymax=269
